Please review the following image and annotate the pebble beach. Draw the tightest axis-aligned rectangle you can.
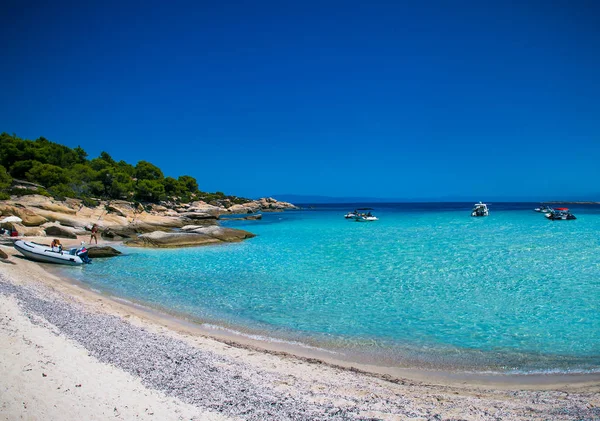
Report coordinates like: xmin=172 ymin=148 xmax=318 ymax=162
xmin=1 ymin=244 xmax=599 ymax=420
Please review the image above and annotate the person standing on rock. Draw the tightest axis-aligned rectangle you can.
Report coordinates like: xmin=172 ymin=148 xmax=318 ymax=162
xmin=90 ymin=223 xmax=99 ymax=244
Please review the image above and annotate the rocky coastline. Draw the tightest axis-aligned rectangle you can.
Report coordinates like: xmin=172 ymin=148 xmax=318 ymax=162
xmin=0 ymin=195 xmax=296 ymax=248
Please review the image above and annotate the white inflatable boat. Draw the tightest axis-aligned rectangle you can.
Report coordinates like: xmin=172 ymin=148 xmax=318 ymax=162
xmin=13 ymin=240 xmax=91 ymax=266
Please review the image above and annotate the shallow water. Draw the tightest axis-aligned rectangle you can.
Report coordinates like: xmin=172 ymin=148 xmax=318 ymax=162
xmin=59 ymin=203 xmax=600 ymax=373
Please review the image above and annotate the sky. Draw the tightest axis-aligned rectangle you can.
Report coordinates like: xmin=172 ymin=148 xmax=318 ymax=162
xmin=1 ymin=0 xmax=599 ymax=201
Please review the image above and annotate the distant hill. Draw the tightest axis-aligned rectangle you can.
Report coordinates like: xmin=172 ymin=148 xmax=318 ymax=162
xmin=269 ymin=194 xmax=396 ymax=204
xmin=271 ymin=194 xmax=600 ymax=204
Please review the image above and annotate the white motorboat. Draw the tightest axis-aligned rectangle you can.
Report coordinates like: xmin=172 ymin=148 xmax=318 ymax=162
xmin=354 ymin=215 xmax=379 ymax=222
xmin=545 ymin=208 xmax=576 ymax=220
xmin=471 ymin=202 xmax=489 ymax=217
xmin=345 ymin=208 xmax=374 ymax=219
xmin=353 ymin=210 xmax=378 ymax=221
xmin=534 ymin=205 xmax=552 ymax=213
xmin=14 ymin=240 xmax=91 ymax=266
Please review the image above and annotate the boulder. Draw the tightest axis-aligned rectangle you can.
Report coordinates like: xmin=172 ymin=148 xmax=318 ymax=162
xmin=105 ymin=201 xmax=137 ymax=217
xmin=179 ymin=212 xmax=219 ymax=221
xmin=188 ymin=226 xmax=256 ymax=242
xmin=103 ymin=223 xmax=152 ymax=239
xmin=180 ymin=225 xmax=204 ymax=231
xmin=86 ymin=246 xmax=122 ymax=258
xmin=38 ymin=203 xmax=77 ymax=214
xmin=0 ymin=248 xmax=8 ymax=259
xmin=188 ymin=201 xmax=222 ymax=213
xmin=255 ymin=197 xmax=297 ymax=210
xmin=150 ymin=204 xmax=169 ymax=213
xmin=100 ymin=228 xmax=126 ymax=241
xmin=44 ymin=224 xmax=78 ymax=239
xmin=0 ymin=205 xmax=48 ymax=226
xmin=10 ymin=223 xmax=46 ymax=237
xmin=220 ymin=214 xmax=262 ymax=221
xmin=227 ymin=203 xmax=261 ymax=214
xmin=125 ymin=228 xmax=255 ymax=248
xmin=125 ymin=231 xmax=221 ymax=248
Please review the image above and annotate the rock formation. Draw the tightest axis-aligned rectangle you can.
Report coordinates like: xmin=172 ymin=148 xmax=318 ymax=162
xmin=86 ymin=246 xmax=122 ymax=258
xmin=125 ymin=228 xmax=255 ymax=248
xmin=0 ymin=194 xmax=295 ymax=248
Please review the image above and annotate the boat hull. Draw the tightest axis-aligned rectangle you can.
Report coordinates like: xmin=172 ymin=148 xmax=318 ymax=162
xmin=471 ymin=202 xmax=489 ymax=217
xmin=354 ymin=216 xmax=378 ymax=222
xmin=14 ymin=240 xmax=85 ymax=266
xmin=545 ymin=214 xmax=576 ymax=220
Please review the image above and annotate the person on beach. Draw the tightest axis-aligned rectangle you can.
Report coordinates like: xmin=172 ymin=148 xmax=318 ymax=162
xmin=90 ymin=223 xmax=99 ymax=244
xmin=50 ymin=239 xmax=62 ymax=252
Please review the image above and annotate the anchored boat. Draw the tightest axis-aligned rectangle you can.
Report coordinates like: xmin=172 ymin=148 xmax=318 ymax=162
xmin=354 ymin=214 xmax=379 ymax=222
xmin=534 ymin=204 xmax=553 ymax=213
xmin=545 ymin=208 xmax=577 ymax=220
xmin=14 ymin=240 xmax=92 ymax=265
xmin=471 ymin=202 xmax=489 ymax=217
xmin=345 ymin=208 xmax=374 ymax=219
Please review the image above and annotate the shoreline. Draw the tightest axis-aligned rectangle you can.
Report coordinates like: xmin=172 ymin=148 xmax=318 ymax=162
xmin=2 ymin=245 xmax=600 ymax=420
xmin=49 ymin=265 xmax=600 ymax=389
xmin=8 ymin=238 xmax=600 ymax=390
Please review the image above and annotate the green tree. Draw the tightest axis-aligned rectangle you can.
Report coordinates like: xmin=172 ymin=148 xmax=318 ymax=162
xmin=25 ymin=162 xmax=69 ymax=187
xmin=88 ymin=180 xmax=106 ymax=197
xmin=135 ymin=160 xmax=163 ymax=181
xmin=163 ymin=176 xmax=185 ymax=197
xmin=0 ymin=133 xmax=24 ymax=169
xmin=116 ymin=160 xmax=135 ymax=176
xmin=178 ymin=175 xmax=199 ymax=193
xmin=10 ymin=160 xmax=38 ymax=179
xmin=0 ymin=164 xmax=12 ymax=190
xmin=135 ymin=179 xmax=165 ymax=202
xmin=74 ymin=146 xmax=88 ymax=163
xmin=48 ymin=183 xmax=76 ymax=199
xmin=99 ymin=151 xmax=116 ymax=165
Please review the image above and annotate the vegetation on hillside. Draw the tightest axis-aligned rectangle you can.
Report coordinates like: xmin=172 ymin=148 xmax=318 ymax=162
xmin=0 ymin=133 xmax=249 ymax=205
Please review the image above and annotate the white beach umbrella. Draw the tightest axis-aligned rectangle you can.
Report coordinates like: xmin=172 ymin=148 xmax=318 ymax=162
xmin=0 ymin=216 xmax=22 ymax=224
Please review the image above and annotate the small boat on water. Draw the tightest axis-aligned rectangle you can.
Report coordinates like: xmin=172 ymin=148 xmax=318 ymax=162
xmin=354 ymin=214 xmax=379 ymax=222
xmin=545 ymin=208 xmax=577 ymax=220
xmin=534 ymin=204 xmax=553 ymax=213
xmin=345 ymin=208 xmax=375 ymax=219
xmin=14 ymin=240 xmax=92 ymax=265
xmin=471 ymin=202 xmax=489 ymax=217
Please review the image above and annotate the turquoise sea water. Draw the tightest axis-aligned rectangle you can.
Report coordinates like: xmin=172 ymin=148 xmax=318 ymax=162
xmin=59 ymin=203 xmax=600 ymax=374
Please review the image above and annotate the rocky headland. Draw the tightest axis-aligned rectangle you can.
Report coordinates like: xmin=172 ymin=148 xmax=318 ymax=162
xmin=0 ymin=195 xmax=296 ymax=248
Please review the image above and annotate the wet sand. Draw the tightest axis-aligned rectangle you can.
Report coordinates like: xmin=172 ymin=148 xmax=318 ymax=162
xmin=1 ymin=242 xmax=599 ymax=420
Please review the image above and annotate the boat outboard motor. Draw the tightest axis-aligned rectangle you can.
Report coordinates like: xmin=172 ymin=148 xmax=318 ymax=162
xmin=76 ymin=246 xmax=92 ymax=264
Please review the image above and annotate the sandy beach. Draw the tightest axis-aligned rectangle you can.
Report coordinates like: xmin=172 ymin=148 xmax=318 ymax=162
xmin=1 ymin=240 xmax=599 ymax=421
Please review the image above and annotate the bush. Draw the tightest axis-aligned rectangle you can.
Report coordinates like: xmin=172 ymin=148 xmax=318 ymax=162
xmin=9 ymin=187 xmax=51 ymax=197
xmin=48 ymin=183 xmax=77 ymax=200
xmin=0 ymin=164 xmax=12 ymax=190
xmin=82 ymin=196 xmax=99 ymax=207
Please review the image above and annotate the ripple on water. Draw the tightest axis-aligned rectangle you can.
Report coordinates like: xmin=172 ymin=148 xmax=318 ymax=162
xmin=59 ymin=205 xmax=600 ymax=373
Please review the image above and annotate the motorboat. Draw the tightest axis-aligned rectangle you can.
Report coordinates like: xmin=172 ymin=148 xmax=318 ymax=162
xmin=545 ymin=208 xmax=576 ymax=220
xmin=534 ymin=205 xmax=553 ymax=213
xmin=345 ymin=208 xmax=373 ymax=219
xmin=471 ymin=202 xmax=489 ymax=217
xmin=354 ymin=214 xmax=379 ymax=222
xmin=352 ymin=210 xmax=378 ymax=221
xmin=14 ymin=240 xmax=92 ymax=266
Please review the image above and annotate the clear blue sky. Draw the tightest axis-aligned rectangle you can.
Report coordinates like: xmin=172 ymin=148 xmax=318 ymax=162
xmin=1 ymin=1 xmax=599 ymax=200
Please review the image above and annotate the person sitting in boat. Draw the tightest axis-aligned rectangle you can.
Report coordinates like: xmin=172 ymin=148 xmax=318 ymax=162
xmin=50 ymin=238 xmax=62 ymax=253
